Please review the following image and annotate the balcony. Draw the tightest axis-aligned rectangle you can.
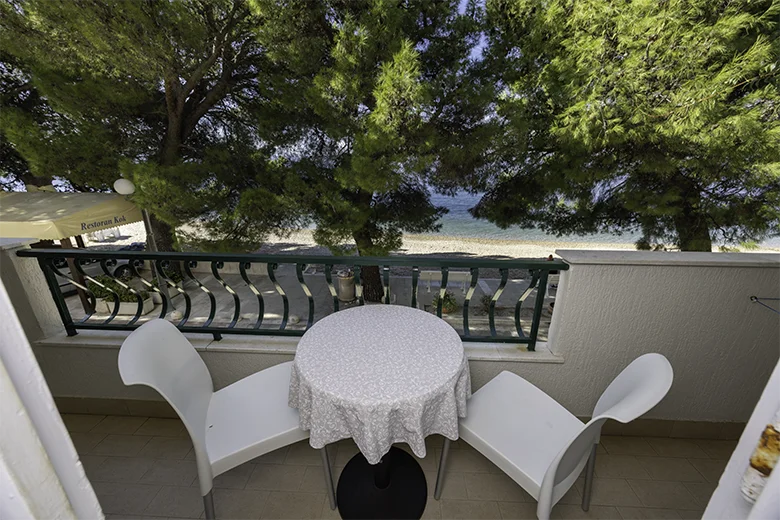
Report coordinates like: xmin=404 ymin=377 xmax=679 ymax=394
xmin=2 ymin=239 xmax=778 ymax=519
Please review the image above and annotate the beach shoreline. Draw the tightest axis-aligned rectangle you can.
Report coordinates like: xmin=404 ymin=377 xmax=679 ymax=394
xmin=260 ymin=229 xmax=636 ymax=258
xmin=394 ymin=232 xmax=637 ymax=259
xmin=85 ymin=223 xmax=780 ymax=257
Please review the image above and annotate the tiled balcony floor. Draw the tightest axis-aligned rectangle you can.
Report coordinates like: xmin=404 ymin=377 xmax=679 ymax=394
xmin=64 ymin=414 xmax=733 ymax=520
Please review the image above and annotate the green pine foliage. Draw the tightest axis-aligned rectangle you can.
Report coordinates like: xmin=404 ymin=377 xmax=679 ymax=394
xmin=248 ymin=0 xmax=493 ymax=300
xmin=2 ymin=0 xmax=777 ymax=258
xmin=0 ymin=0 xmax=305 ymax=251
xmin=0 ymin=52 xmax=46 ymax=190
xmin=474 ymin=0 xmax=780 ymax=251
xmin=249 ymin=0 xmax=493 ymax=257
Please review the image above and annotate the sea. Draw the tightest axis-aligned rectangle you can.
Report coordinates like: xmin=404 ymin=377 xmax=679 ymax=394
xmin=428 ymin=190 xmax=780 ymax=249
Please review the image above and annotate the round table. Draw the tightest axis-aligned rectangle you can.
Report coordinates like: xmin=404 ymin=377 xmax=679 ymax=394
xmin=289 ymin=305 xmax=471 ymax=519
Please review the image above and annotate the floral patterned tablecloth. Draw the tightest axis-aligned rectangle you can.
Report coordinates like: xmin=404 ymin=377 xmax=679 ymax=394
xmin=289 ymin=304 xmax=471 ymax=464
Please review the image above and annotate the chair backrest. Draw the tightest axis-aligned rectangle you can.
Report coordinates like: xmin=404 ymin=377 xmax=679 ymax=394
xmin=118 ymin=319 xmax=214 ymax=481
xmin=537 ymin=353 xmax=673 ymax=518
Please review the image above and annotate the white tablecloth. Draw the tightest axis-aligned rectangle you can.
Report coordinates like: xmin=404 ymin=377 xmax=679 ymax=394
xmin=289 ymin=305 xmax=471 ymax=464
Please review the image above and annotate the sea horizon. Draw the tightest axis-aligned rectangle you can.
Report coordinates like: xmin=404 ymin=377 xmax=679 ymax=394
xmin=429 ymin=190 xmax=780 ymax=249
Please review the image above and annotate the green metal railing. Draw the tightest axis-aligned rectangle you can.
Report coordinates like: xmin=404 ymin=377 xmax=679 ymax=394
xmin=17 ymin=249 xmax=568 ymax=350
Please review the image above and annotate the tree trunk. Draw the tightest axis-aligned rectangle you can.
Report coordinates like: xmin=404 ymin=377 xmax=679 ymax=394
xmin=147 ymin=212 xmax=177 ymax=252
xmin=19 ymin=173 xmax=52 ymax=189
xmin=360 ymin=265 xmax=384 ymax=303
xmin=674 ymin=209 xmax=712 ymax=251
xmin=669 ymin=177 xmax=713 ymax=252
xmin=146 ymin=119 xmax=182 ymax=252
xmin=353 ymin=231 xmax=384 ymax=302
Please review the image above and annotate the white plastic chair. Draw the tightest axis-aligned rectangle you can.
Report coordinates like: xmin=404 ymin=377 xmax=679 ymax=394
xmin=434 ymin=353 xmax=673 ymax=520
xmin=118 ymin=319 xmax=336 ymax=519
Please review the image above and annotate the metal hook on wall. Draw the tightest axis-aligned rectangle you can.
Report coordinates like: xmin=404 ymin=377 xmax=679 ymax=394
xmin=750 ymin=296 xmax=780 ymax=315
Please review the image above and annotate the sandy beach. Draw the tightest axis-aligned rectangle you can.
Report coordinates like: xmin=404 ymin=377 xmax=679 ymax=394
xmin=254 ymin=229 xmax=639 ymax=259
xmin=81 ymin=222 xmax=705 ymax=258
xmin=84 ymin=222 xmax=780 ymax=258
xmin=85 ymin=222 xmax=780 ymax=256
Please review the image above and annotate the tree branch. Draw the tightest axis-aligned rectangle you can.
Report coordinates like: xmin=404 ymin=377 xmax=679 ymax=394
xmin=1 ymin=81 xmax=32 ymax=102
xmin=177 ymin=1 xmax=241 ymax=112
xmin=181 ymin=51 xmax=237 ymax=140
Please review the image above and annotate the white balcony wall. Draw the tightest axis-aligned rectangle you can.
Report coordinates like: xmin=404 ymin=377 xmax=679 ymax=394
xmin=531 ymin=250 xmax=779 ymax=422
xmin=1 ymin=240 xmax=64 ymax=341
xmin=5 ymin=241 xmax=779 ymax=423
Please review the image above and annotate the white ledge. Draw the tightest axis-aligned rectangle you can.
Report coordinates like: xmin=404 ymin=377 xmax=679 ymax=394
xmin=0 ymin=238 xmax=37 ymax=251
xmin=34 ymin=330 xmax=563 ymax=363
xmin=36 ymin=329 xmax=214 ymax=351
xmin=556 ymin=249 xmax=780 ymax=267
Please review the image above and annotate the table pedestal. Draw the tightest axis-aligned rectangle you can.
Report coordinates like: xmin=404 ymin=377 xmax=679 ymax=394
xmin=337 ymin=447 xmax=428 ymax=519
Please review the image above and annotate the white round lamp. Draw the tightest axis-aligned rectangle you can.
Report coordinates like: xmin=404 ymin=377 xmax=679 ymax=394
xmin=113 ymin=178 xmax=136 ymax=195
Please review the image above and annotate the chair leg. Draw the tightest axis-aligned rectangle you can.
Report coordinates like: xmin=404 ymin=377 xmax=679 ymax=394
xmin=582 ymin=444 xmax=597 ymax=512
xmin=434 ymin=438 xmax=452 ymax=500
xmin=320 ymin=447 xmax=337 ymax=510
xmin=203 ymin=490 xmax=216 ymax=520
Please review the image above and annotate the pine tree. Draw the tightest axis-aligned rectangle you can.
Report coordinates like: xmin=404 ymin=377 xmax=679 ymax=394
xmin=474 ymin=0 xmax=780 ymax=251
xmin=0 ymin=0 xmax=302 ymax=251
xmin=0 ymin=52 xmax=127 ymax=191
xmin=0 ymin=56 xmax=41 ymax=191
xmin=250 ymin=0 xmax=494 ymax=299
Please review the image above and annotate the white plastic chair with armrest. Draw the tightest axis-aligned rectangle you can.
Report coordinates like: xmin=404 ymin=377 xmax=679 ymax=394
xmin=118 ymin=319 xmax=336 ymax=519
xmin=434 ymin=353 xmax=673 ymax=520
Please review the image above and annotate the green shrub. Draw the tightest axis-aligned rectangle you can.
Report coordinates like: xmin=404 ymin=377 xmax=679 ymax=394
xmin=88 ymin=275 xmax=149 ymax=302
xmin=152 ymin=263 xmax=184 ymax=285
xmin=432 ymin=290 xmax=458 ymax=314
xmin=479 ymin=293 xmax=494 ymax=314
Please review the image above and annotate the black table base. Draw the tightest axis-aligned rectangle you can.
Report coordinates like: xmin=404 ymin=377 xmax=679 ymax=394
xmin=337 ymin=447 xmax=428 ymax=519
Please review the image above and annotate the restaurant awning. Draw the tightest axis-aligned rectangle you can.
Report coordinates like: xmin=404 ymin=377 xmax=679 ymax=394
xmin=0 ymin=191 xmax=143 ymax=240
